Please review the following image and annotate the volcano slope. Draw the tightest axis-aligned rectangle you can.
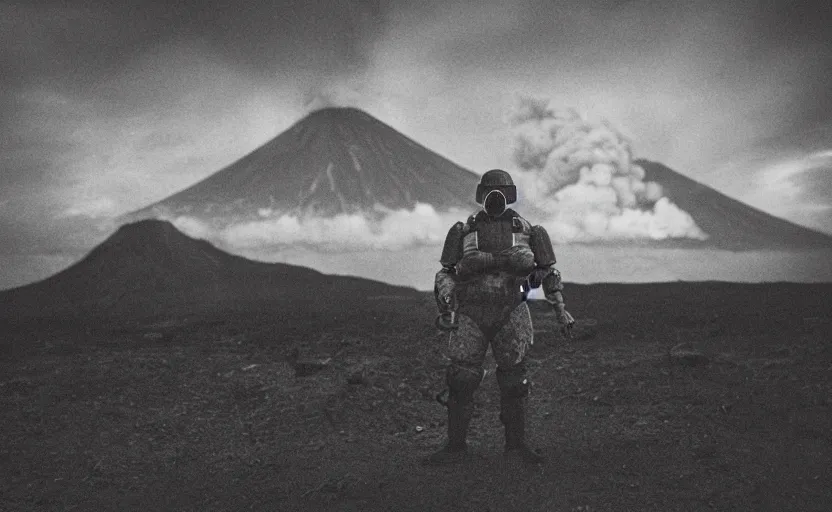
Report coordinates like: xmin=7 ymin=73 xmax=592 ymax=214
xmin=121 ymin=107 xmax=481 ymax=223
xmin=2 ymin=279 xmax=830 ymax=511
xmin=636 ymin=159 xmax=832 ymax=250
xmin=0 ymin=219 xmax=420 ymax=323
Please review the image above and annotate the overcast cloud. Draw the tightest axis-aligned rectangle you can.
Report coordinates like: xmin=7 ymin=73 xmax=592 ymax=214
xmin=1 ymin=0 xmax=831 ymax=288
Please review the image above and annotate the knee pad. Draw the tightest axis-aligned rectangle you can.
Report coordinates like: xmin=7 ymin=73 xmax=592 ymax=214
xmin=497 ymin=364 xmax=530 ymax=398
xmin=447 ymin=364 xmax=484 ymax=395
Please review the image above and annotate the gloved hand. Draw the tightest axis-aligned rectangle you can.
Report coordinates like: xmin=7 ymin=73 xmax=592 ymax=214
xmin=454 ymin=251 xmax=495 ymax=278
xmin=555 ymin=307 xmax=575 ymax=339
xmin=435 ymin=294 xmax=459 ymax=331
xmin=456 ymin=248 xmax=535 ymax=279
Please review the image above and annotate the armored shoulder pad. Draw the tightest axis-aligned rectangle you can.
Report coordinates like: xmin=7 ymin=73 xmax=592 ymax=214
xmin=440 ymin=221 xmax=466 ymax=267
xmin=512 ymin=214 xmax=532 ymax=234
xmin=529 ymin=225 xmax=556 ymax=266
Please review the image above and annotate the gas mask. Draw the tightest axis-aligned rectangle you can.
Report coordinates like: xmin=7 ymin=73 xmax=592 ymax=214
xmin=482 ymin=189 xmax=507 ymax=217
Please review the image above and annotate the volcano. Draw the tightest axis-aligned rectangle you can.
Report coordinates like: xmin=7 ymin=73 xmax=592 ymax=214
xmin=119 ymin=107 xmax=832 ymax=252
xmin=122 ymin=107 xmax=481 ymax=223
xmin=637 ymin=159 xmax=832 ymax=250
xmin=0 ymin=220 xmax=419 ymax=321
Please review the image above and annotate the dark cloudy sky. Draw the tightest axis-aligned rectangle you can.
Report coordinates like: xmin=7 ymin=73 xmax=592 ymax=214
xmin=1 ymin=0 xmax=831 ymax=288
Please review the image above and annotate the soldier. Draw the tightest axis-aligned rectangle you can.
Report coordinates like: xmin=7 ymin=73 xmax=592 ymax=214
xmin=428 ymin=169 xmax=575 ymax=465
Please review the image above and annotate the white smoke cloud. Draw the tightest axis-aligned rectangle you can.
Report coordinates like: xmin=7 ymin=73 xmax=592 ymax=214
xmin=510 ymin=97 xmax=707 ymax=242
xmin=150 ymin=97 xmax=706 ymax=256
xmin=302 ymin=83 xmax=366 ymax=114
xmin=165 ymin=203 xmax=466 ymax=253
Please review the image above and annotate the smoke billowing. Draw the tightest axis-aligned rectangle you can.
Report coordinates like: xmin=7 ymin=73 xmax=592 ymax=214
xmin=140 ymin=98 xmax=708 ymax=258
xmin=510 ymin=97 xmax=707 ymax=243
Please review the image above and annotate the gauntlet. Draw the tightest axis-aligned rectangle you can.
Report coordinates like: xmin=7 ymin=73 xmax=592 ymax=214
xmin=434 ymin=267 xmax=459 ymax=331
xmin=540 ymin=266 xmax=575 ymax=338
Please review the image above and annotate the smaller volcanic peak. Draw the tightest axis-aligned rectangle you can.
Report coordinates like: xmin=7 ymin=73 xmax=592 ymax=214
xmin=123 ymin=107 xmax=481 ymax=223
xmin=105 ymin=218 xmax=187 ymax=243
xmin=0 ymin=220 xmax=417 ymax=321
xmin=88 ymin=219 xmax=230 ymax=279
xmin=638 ymin=160 xmax=832 ymax=250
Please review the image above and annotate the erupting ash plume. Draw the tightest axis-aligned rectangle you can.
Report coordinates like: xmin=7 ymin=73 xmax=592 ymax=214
xmin=122 ymin=106 xmax=830 ymax=256
xmin=510 ymin=97 xmax=707 ymax=243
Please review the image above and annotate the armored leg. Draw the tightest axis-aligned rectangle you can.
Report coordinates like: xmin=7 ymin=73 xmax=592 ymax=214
xmin=445 ymin=363 xmax=483 ymax=450
xmin=496 ymin=363 xmax=544 ymax=463
xmin=426 ymin=363 xmax=483 ymax=464
xmin=488 ymin=302 xmax=542 ymax=462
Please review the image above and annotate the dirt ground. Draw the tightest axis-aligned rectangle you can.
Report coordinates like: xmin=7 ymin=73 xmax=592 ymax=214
xmin=1 ymin=282 xmax=830 ymax=511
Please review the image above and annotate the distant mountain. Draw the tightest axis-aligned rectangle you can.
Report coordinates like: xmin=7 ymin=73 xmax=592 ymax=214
xmin=0 ymin=220 xmax=419 ymax=321
xmin=122 ymin=107 xmax=481 ymax=222
xmin=637 ymin=159 xmax=832 ymax=250
xmin=117 ymin=107 xmax=832 ymax=251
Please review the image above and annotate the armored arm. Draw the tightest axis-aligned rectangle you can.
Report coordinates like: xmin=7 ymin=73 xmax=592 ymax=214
xmin=434 ymin=267 xmax=456 ymax=312
xmin=434 ymin=222 xmax=465 ymax=330
xmin=435 ymin=221 xmax=464 ymax=307
xmin=529 ymin=225 xmax=575 ymax=337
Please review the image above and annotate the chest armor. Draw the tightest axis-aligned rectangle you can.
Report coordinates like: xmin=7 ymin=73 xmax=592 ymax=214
xmin=462 ymin=212 xmax=531 ymax=255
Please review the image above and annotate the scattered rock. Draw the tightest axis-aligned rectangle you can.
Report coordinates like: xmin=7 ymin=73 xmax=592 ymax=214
xmin=285 ymin=347 xmax=332 ymax=377
xmin=292 ymin=359 xmax=331 ymax=377
xmin=347 ymin=370 xmax=366 ymax=385
xmin=802 ymin=316 xmax=828 ymax=329
xmin=670 ymin=343 xmax=710 ymax=367
xmin=762 ymin=359 xmax=791 ymax=368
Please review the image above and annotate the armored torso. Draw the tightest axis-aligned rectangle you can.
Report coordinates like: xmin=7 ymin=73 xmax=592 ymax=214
xmin=462 ymin=210 xmax=531 ymax=254
xmin=456 ymin=210 xmax=535 ymax=307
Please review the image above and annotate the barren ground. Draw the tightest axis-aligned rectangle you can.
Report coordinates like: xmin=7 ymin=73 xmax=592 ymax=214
xmin=1 ymin=282 xmax=830 ymax=511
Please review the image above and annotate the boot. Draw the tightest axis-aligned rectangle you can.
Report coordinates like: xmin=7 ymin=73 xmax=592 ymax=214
xmin=500 ymin=395 xmax=545 ymax=464
xmin=425 ymin=391 xmax=474 ymax=464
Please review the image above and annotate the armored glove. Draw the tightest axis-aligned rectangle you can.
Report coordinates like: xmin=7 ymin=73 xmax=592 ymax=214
xmin=456 ymin=247 xmax=535 ymax=279
xmin=554 ymin=304 xmax=575 ymax=338
xmin=434 ymin=268 xmax=459 ymax=331
xmin=536 ymin=266 xmax=575 ymax=339
xmin=435 ymin=294 xmax=459 ymax=331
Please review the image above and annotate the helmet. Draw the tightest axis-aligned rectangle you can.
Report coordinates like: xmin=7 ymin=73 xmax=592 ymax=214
xmin=476 ymin=169 xmax=517 ymax=203
xmin=476 ymin=169 xmax=516 ymax=217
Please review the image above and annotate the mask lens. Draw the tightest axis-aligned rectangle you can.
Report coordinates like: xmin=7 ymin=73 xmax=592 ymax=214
xmin=483 ymin=190 xmax=507 ymax=216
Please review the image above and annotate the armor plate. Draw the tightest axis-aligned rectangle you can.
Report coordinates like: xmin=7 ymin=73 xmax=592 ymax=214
xmin=529 ymin=225 xmax=557 ymax=266
xmin=440 ymin=221 xmax=466 ymax=267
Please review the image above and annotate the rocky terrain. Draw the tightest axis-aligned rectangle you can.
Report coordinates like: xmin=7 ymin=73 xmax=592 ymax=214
xmin=2 ymin=281 xmax=830 ymax=511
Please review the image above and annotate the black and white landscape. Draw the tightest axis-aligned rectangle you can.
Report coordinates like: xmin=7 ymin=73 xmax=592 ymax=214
xmin=120 ymin=107 xmax=831 ymax=252
xmin=0 ymin=218 xmax=419 ymax=321
xmin=2 ymin=256 xmax=830 ymax=510
xmin=1 ymin=2 xmax=831 ymax=511
xmin=108 ymin=106 xmax=832 ymax=290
